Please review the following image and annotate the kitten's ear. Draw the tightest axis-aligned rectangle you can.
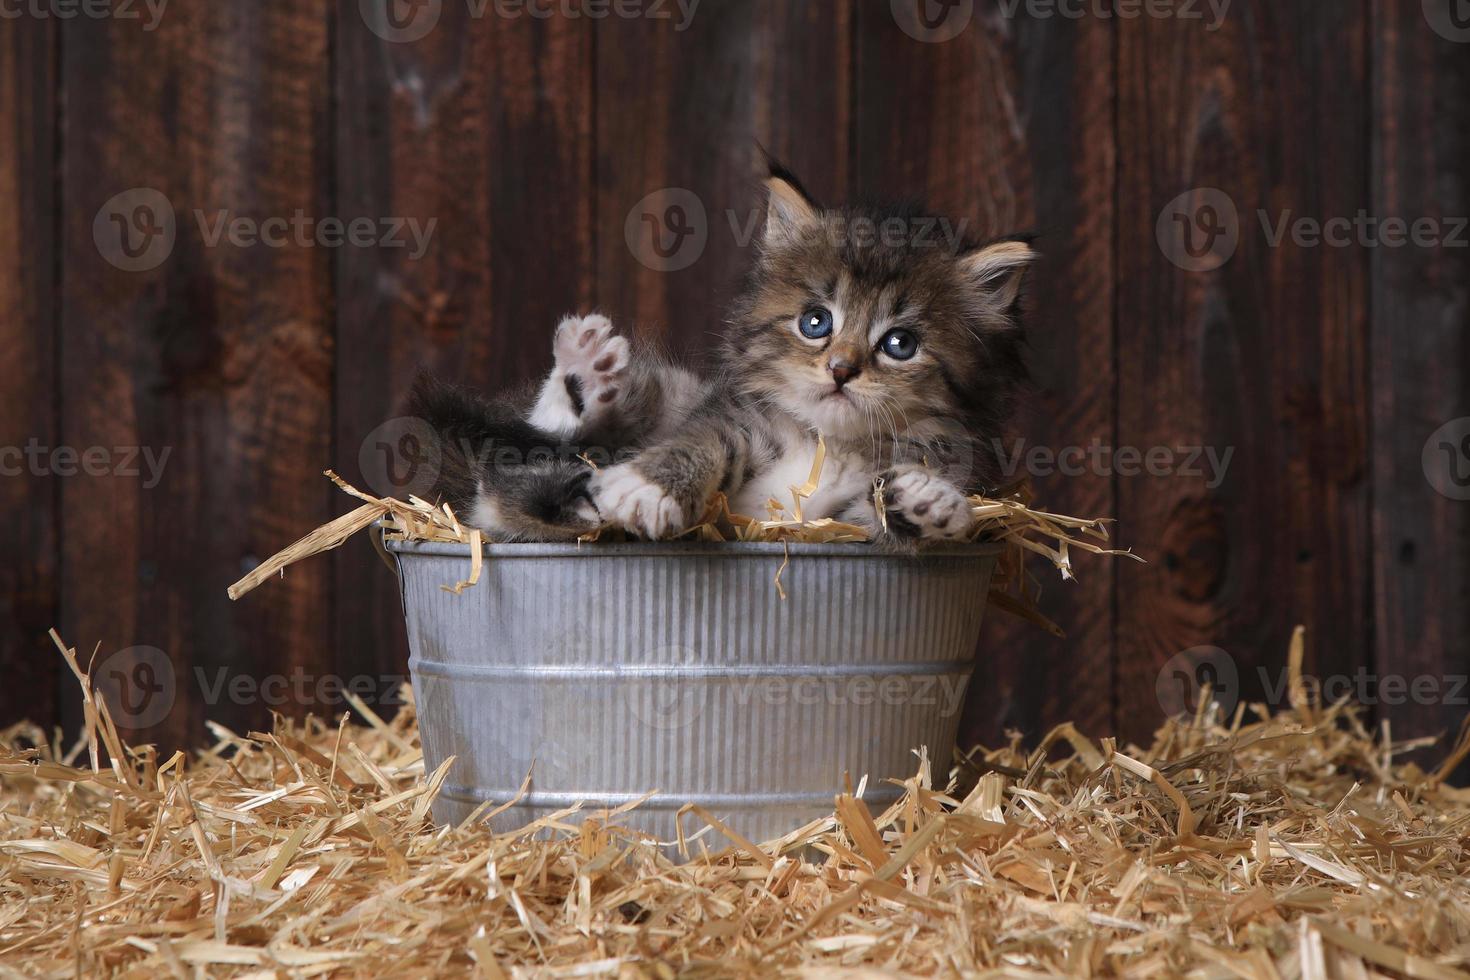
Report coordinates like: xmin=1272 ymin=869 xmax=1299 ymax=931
xmin=763 ymin=164 xmax=821 ymax=246
xmin=958 ymin=238 xmax=1036 ymax=311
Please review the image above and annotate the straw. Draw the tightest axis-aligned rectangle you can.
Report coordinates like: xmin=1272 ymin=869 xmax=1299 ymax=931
xmin=227 ymin=470 xmax=1138 ymax=638
xmin=4 ymin=629 xmax=1468 ymax=975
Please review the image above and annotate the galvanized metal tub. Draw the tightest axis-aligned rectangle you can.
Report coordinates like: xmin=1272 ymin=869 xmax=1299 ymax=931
xmin=387 ymin=539 xmax=1000 ymax=849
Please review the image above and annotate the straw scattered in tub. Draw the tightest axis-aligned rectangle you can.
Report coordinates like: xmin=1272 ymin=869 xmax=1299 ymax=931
xmin=229 ymin=468 xmax=1136 ymax=633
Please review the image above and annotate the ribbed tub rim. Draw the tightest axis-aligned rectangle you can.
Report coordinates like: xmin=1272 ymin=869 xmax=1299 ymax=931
xmin=385 ymin=538 xmax=1005 ymax=560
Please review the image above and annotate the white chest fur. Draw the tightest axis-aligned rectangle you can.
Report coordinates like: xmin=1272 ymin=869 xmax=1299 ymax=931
xmin=729 ymin=435 xmax=874 ymax=522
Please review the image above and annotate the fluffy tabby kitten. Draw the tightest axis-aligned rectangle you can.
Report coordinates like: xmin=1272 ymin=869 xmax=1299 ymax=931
xmin=411 ymin=164 xmax=1033 ymax=543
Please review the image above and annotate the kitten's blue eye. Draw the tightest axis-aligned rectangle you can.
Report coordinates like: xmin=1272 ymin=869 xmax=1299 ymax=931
xmin=798 ymin=307 xmax=834 ymax=340
xmin=879 ymin=328 xmax=919 ymax=360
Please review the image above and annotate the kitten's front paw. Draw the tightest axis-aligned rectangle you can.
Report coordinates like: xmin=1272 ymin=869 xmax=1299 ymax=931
xmin=554 ymin=313 xmax=629 ymax=421
xmin=591 ymin=463 xmax=686 ymax=539
xmin=882 ymin=469 xmax=976 ymax=541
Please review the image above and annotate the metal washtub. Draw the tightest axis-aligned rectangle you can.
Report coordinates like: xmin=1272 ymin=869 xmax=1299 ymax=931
xmin=386 ymin=539 xmax=1000 ymax=849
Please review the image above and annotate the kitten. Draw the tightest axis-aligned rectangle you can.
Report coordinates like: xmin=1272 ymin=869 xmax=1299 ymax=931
xmin=586 ymin=164 xmax=1034 ymax=542
xmin=407 ymin=314 xmax=704 ymax=541
xmin=410 ymin=163 xmax=1032 ymax=544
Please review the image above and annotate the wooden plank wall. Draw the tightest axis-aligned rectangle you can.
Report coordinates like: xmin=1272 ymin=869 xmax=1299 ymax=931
xmin=0 ymin=15 xmax=58 ymax=734
xmin=0 ymin=0 xmax=1465 ymax=766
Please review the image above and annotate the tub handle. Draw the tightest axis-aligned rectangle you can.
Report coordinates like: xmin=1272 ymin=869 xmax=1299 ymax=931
xmin=370 ymin=524 xmax=401 ymax=580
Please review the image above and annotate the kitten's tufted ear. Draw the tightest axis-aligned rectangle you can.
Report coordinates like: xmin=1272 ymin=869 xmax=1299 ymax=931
xmin=958 ymin=238 xmax=1036 ymax=312
xmin=763 ymin=162 xmax=821 ymax=246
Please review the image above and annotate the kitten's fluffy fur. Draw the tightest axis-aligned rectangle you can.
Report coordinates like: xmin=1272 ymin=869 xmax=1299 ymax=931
xmin=412 ymin=164 xmax=1033 ymax=544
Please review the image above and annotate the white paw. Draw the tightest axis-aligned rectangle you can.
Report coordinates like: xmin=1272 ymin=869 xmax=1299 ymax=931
xmin=554 ymin=314 xmax=629 ymax=419
xmin=591 ymin=463 xmax=685 ymax=539
xmin=884 ymin=470 xmax=975 ymax=541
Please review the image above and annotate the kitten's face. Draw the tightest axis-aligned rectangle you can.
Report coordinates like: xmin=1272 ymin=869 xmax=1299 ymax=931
xmin=727 ymin=174 xmax=1033 ymax=449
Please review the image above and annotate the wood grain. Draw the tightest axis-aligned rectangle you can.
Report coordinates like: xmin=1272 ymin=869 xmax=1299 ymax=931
xmin=1370 ymin=0 xmax=1470 ymax=768
xmin=0 ymin=0 xmax=1463 ymax=770
xmin=1116 ymin=2 xmax=1371 ymax=743
xmin=334 ymin=3 xmax=596 ymax=695
xmin=856 ymin=6 xmax=1117 ymax=744
xmin=594 ymin=0 xmax=852 ymax=357
xmin=60 ymin=5 xmax=336 ymax=747
xmin=0 ymin=16 xmax=58 ymax=733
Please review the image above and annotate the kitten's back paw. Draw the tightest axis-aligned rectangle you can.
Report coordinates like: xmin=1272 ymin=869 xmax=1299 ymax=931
xmin=554 ymin=314 xmax=630 ymax=420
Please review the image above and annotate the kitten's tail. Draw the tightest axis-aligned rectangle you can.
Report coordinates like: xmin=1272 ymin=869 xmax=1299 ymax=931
xmin=406 ymin=372 xmax=597 ymax=541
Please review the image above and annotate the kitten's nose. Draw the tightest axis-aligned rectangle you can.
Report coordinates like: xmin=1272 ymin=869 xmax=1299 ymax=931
xmin=829 ymin=359 xmax=861 ymax=389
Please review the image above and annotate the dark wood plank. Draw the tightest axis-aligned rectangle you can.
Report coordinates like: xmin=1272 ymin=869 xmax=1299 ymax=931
xmin=334 ymin=4 xmax=596 ymax=698
xmin=0 ymin=16 xmax=58 ymax=733
xmin=856 ymin=8 xmax=1117 ymax=745
xmin=595 ymin=0 xmax=852 ymax=355
xmin=60 ymin=5 xmax=335 ymax=747
xmin=1371 ymin=0 xmax=1470 ymax=770
xmin=1115 ymin=1 xmax=1371 ymax=744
